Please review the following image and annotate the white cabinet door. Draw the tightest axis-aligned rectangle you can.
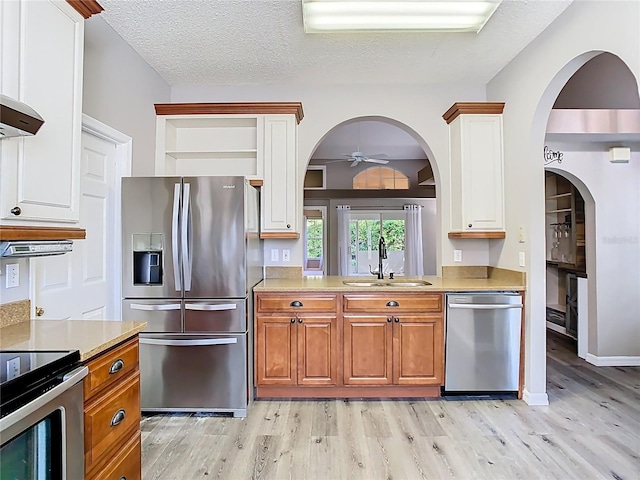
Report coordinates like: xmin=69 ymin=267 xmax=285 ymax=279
xmin=0 ymin=0 xmax=83 ymax=224
xmin=450 ymin=114 xmax=504 ymax=232
xmin=262 ymin=115 xmax=298 ymax=235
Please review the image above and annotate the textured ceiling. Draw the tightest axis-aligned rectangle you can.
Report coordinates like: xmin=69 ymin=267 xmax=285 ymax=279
xmin=99 ymin=0 xmax=574 ymax=87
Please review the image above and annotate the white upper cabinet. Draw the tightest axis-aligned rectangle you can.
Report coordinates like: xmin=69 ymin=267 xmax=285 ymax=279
xmin=154 ymin=103 xmax=304 ymax=238
xmin=261 ymin=115 xmax=298 ymax=236
xmin=1 ymin=0 xmax=85 ymax=224
xmin=444 ymin=103 xmax=506 ymax=236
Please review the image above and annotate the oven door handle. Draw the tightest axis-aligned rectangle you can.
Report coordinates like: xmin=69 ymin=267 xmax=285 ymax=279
xmin=0 ymin=366 xmax=88 ymax=433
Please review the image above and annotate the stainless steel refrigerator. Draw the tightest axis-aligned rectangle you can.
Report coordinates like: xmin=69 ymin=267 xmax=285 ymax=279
xmin=121 ymin=176 xmax=263 ymax=417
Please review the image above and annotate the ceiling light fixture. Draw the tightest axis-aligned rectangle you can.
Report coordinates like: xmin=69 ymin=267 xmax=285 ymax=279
xmin=302 ymin=0 xmax=502 ymax=33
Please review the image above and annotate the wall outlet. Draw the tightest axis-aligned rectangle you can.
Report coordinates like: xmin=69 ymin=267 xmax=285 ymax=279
xmin=519 ymin=252 xmax=526 ymax=267
xmin=282 ymin=249 xmax=290 ymax=262
xmin=270 ymin=249 xmax=279 ymax=262
xmin=454 ymin=250 xmax=462 ymax=262
xmin=7 ymin=357 xmax=20 ymax=380
xmin=5 ymin=263 xmax=19 ymax=288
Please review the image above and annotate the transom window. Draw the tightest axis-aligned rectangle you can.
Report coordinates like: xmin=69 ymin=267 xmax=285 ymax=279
xmin=353 ymin=167 xmax=409 ymax=190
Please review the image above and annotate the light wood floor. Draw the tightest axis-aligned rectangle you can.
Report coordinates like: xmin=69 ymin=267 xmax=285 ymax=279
xmin=141 ymin=332 xmax=640 ymax=480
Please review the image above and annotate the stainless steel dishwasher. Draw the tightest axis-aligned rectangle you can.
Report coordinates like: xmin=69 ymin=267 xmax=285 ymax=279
xmin=445 ymin=292 xmax=523 ymax=393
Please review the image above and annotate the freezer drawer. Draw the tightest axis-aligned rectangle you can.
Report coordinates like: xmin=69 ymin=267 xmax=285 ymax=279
xmin=184 ymin=299 xmax=246 ymax=333
xmin=122 ymin=300 xmax=181 ymax=332
xmin=139 ymin=334 xmax=248 ymax=416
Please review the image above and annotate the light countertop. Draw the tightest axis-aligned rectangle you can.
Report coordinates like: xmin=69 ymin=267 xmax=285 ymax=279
xmin=254 ymin=275 xmax=525 ymax=292
xmin=0 ymin=320 xmax=147 ymax=361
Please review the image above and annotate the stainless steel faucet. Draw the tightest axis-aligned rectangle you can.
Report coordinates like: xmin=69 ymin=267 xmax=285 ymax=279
xmin=369 ymin=236 xmax=387 ymax=279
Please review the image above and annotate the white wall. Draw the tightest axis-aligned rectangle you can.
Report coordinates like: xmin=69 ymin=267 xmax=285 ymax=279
xmin=549 ymin=147 xmax=640 ymax=357
xmin=487 ymin=0 xmax=640 ymax=403
xmin=83 ymin=17 xmax=170 ymax=176
xmin=170 ymin=84 xmax=487 ymax=270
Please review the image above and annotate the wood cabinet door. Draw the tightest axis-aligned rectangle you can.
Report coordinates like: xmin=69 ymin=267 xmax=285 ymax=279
xmin=392 ymin=315 xmax=443 ymax=385
xmin=343 ymin=316 xmax=392 ymax=385
xmin=297 ymin=315 xmax=338 ymax=386
xmin=255 ymin=316 xmax=297 ymax=386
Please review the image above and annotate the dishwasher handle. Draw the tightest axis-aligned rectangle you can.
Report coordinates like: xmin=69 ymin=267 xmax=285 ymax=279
xmin=448 ymin=303 xmax=523 ymax=310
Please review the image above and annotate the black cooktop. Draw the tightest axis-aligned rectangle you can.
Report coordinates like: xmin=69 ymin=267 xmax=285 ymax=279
xmin=0 ymin=350 xmax=80 ymax=418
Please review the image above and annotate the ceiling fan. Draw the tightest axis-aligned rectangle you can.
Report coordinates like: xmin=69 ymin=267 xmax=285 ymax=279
xmin=326 ymin=151 xmax=390 ymax=167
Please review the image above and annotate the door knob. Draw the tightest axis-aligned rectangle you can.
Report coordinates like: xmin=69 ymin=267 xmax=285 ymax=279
xmin=36 ymin=307 xmax=45 ymax=317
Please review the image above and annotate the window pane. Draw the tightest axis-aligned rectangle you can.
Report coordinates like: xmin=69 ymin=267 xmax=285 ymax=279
xmin=383 ymin=220 xmax=405 ymax=251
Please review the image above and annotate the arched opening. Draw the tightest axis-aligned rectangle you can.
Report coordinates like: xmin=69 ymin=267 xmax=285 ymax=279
xmin=536 ymin=52 xmax=640 ymax=384
xmin=303 ymin=117 xmax=438 ymax=277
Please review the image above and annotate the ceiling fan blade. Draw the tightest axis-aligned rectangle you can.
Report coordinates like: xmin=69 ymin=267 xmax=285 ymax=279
xmin=322 ymin=159 xmax=349 ymax=164
xmin=364 ymin=158 xmax=389 ymax=164
xmin=350 ymin=160 xmax=360 ymax=167
xmin=364 ymin=153 xmax=388 ymax=158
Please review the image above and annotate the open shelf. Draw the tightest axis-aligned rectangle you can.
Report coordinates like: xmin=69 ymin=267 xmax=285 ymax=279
xmin=546 ymin=208 xmax=572 ymax=214
xmin=547 ymin=303 xmax=566 ymax=313
xmin=546 ymin=192 xmax=572 ymax=199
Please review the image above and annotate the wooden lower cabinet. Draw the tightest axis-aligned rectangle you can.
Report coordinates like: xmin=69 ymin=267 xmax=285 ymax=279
xmin=84 ymin=336 xmax=141 ymax=480
xmin=343 ymin=315 xmax=443 ymax=386
xmin=255 ymin=292 xmax=445 ymax=398
xmin=255 ymin=314 xmax=338 ymax=386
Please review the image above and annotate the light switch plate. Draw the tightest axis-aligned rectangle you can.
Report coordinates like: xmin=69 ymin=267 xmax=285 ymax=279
xmin=519 ymin=252 xmax=526 ymax=267
xmin=518 ymin=227 xmax=526 ymax=243
xmin=454 ymin=250 xmax=462 ymax=262
xmin=270 ymin=249 xmax=279 ymax=262
xmin=282 ymin=249 xmax=290 ymax=262
xmin=5 ymin=264 xmax=19 ymax=288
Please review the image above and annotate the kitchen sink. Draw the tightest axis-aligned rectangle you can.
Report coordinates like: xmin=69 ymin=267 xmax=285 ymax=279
xmin=342 ymin=280 xmax=432 ymax=287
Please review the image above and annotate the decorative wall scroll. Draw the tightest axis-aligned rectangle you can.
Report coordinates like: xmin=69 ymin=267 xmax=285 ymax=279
xmin=544 ymin=146 xmax=563 ymax=165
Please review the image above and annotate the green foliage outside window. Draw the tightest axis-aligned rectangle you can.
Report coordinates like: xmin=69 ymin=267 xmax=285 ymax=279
xmin=306 ymin=219 xmax=323 ymax=258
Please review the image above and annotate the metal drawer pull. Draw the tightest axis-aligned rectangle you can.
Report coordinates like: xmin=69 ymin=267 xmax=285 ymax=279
xmin=130 ymin=303 xmax=181 ymax=311
xmin=185 ymin=303 xmax=237 ymax=311
xmin=109 ymin=359 xmax=124 ymax=374
xmin=120 ymin=477 xmax=126 ymax=480
xmin=290 ymin=301 xmax=303 ymax=307
xmin=111 ymin=409 xmax=126 ymax=427
xmin=386 ymin=301 xmax=399 ymax=307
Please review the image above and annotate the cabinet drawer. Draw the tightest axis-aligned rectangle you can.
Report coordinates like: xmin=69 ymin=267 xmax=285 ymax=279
xmin=343 ymin=293 xmax=442 ymax=313
xmin=257 ymin=294 xmax=337 ymax=313
xmin=85 ymin=372 xmax=141 ymax=472
xmin=90 ymin=430 xmax=141 ymax=480
xmin=84 ymin=337 xmax=139 ymax=400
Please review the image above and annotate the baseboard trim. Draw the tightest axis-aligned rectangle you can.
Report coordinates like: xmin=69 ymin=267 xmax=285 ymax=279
xmin=522 ymin=389 xmax=549 ymax=406
xmin=585 ymin=354 xmax=640 ymax=366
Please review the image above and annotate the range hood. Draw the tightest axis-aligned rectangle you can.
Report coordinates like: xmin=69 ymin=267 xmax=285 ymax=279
xmin=0 ymin=94 xmax=45 ymax=138
xmin=0 ymin=240 xmax=73 ymax=258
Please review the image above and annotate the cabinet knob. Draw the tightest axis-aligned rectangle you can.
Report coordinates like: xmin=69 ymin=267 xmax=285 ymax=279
xmin=10 ymin=206 xmax=21 ymax=216
xmin=298 ymin=318 xmax=303 ymax=323
xmin=387 ymin=316 xmax=392 ymax=322
xmin=394 ymin=317 xmax=400 ymax=323
xmin=386 ymin=301 xmax=399 ymax=307
xmin=468 ymin=223 xmax=473 ymax=228
xmin=287 ymin=224 xmax=291 ymax=229
xmin=290 ymin=301 xmax=303 ymax=307
xmin=290 ymin=318 xmax=296 ymax=323
xmin=35 ymin=307 xmax=45 ymax=317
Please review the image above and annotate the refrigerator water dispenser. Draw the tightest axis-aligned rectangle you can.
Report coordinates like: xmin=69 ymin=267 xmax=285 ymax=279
xmin=132 ymin=233 xmax=164 ymax=285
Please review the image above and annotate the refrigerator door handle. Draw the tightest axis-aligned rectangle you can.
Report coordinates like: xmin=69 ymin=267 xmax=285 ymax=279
xmin=172 ymin=183 xmax=181 ymax=291
xmin=182 ymin=182 xmax=192 ymax=292
xmin=129 ymin=303 xmax=181 ymax=311
xmin=448 ymin=304 xmax=523 ymax=310
xmin=185 ymin=303 xmax=238 ymax=311
xmin=139 ymin=337 xmax=238 ymax=347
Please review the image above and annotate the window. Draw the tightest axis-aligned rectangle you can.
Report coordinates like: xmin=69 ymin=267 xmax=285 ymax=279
xmin=304 ymin=208 xmax=325 ymax=274
xmin=353 ymin=166 xmax=409 ymax=190
xmin=348 ymin=211 xmax=405 ymax=275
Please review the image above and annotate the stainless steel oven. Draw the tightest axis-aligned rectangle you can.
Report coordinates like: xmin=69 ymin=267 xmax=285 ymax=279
xmin=0 ymin=351 xmax=88 ymax=480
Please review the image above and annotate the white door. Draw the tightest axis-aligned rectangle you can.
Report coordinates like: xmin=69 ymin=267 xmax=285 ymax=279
xmin=33 ymin=131 xmax=117 ymax=320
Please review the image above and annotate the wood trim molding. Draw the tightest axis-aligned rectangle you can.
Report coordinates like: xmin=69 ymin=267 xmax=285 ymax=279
xmin=442 ymin=102 xmax=505 ymax=124
xmin=259 ymin=232 xmax=300 ymax=240
xmin=448 ymin=231 xmax=506 ymax=239
xmin=248 ymin=179 xmax=263 ymax=187
xmin=256 ymin=385 xmax=440 ymax=399
xmin=154 ymin=103 xmax=305 ymax=124
xmin=66 ymin=0 xmax=103 ymax=18
xmin=0 ymin=226 xmax=86 ymax=241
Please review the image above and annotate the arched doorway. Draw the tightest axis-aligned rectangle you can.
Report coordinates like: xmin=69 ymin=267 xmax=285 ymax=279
xmin=303 ymin=117 xmax=439 ymax=277
xmin=538 ymin=52 xmax=640 ymax=375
